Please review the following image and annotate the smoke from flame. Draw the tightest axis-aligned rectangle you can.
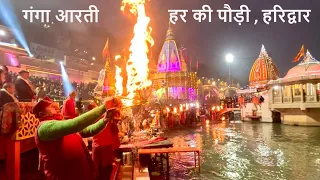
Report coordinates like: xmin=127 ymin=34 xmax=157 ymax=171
xmin=121 ymin=0 xmax=154 ymax=105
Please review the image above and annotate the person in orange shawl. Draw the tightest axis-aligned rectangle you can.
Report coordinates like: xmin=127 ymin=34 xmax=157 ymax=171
xmin=92 ymin=104 xmax=121 ymax=180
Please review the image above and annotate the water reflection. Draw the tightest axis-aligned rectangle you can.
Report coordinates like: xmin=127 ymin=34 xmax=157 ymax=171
xmin=164 ymin=122 xmax=320 ymax=180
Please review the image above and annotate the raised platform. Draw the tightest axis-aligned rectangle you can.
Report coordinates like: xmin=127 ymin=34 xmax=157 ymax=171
xmin=138 ymin=147 xmax=200 ymax=173
xmin=116 ymin=166 xmax=150 ymax=180
xmin=245 ymin=115 xmax=261 ymax=121
xmin=134 ymin=168 xmax=150 ymax=180
xmin=280 ymin=109 xmax=320 ymax=126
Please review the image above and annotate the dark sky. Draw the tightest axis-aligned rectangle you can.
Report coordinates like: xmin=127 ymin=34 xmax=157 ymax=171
xmin=9 ymin=0 xmax=320 ymax=85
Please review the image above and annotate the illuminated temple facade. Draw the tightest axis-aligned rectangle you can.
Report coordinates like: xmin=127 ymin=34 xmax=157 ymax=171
xmin=268 ymin=50 xmax=320 ymax=126
xmin=151 ymin=24 xmax=197 ymax=103
xmin=249 ymin=45 xmax=279 ymax=89
xmin=239 ymin=45 xmax=279 ymax=122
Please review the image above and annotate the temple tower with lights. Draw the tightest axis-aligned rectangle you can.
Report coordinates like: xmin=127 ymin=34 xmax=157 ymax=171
xmin=150 ymin=23 xmax=197 ymax=104
xmin=238 ymin=45 xmax=279 ymax=122
xmin=249 ymin=45 xmax=279 ymax=89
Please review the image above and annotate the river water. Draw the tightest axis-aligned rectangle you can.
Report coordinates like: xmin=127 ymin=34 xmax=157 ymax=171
xmin=164 ymin=122 xmax=320 ymax=180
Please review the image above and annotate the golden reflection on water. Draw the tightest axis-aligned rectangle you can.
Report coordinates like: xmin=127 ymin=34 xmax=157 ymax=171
xmin=164 ymin=122 xmax=320 ymax=180
xmin=212 ymin=122 xmax=226 ymax=144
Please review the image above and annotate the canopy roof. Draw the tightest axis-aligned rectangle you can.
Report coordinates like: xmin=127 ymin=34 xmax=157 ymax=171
xmin=268 ymin=50 xmax=320 ymax=85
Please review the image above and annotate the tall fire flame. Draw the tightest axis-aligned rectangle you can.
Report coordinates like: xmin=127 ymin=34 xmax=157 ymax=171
xmin=114 ymin=55 xmax=123 ymax=96
xmin=121 ymin=0 xmax=154 ymax=104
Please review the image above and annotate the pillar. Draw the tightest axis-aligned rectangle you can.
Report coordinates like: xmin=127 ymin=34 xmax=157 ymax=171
xmin=300 ymin=84 xmax=304 ymax=102
xmin=289 ymin=85 xmax=293 ymax=103
xmin=6 ymin=139 xmax=20 ymax=180
xmin=313 ymin=83 xmax=317 ymax=102
xmin=279 ymin=85 xmax=283 ymax=103
xmin=269 ymin=88 xmax=274 ymax=104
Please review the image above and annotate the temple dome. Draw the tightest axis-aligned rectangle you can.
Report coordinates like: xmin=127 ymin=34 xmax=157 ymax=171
xmin=284 ymin=50 xmax=320 ymax=79
xmin=249 ymin=45 xmax=279 ymax=88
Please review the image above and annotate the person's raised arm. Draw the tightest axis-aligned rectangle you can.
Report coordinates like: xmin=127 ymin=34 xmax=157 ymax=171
xmin=80 ymin=110 xmax=118 ymax=138
xmin=38 ymin=104 xmax=106 ymax=141
xmin=79 ymin=119 xmax=106 ymax=138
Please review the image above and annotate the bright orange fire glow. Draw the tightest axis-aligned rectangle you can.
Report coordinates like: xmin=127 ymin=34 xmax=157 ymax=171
xmin=115 ymin=55 xmax=121 ymax=60
xmin=115 ymin=55 xmax=123 ymax=96
xmin=121 ymin=0 xmax=154 ymax=105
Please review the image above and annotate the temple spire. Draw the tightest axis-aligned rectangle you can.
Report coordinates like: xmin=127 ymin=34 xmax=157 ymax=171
xmin=249 ymin=44 xmax=279 ymax=88
xmin=259 ymin=44 xmax=269 ymax=58
xmin=166 ymin=21 xmax=175 ymax=40
xmin=157 ymin=22 xmax=182 ymax=72
xmin=301 ymin=50 xmax=319 ymax=64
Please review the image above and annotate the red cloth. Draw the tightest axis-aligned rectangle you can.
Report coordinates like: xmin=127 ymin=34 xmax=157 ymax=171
xmin=62 ymin=98 xmax=78 ymax=119
xmin=87 ymin=103 xmax=97 ymax=111
xmin=92 ymin=121 xmax=120 ymax=148
xmin=35 ymin=121 xmax=95 ymax=180
xmin=180 ymin=112 xmax=185 ymax=124
xmin=110 ymin=122 xmax=120 ymax=150
xmin=92 ymin=122 xmax=113 ymax=147
xmin=92 ymin=122 xmax=120 ymax=176
xmin=92 ymin=145 xmax=114 ymax=172
xmin=110 ymin=161 xmax=120 ymax=180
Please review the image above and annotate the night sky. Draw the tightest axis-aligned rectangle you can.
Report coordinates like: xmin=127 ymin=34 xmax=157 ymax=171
xmin=9 ymin=0 xmax=320 ymax=85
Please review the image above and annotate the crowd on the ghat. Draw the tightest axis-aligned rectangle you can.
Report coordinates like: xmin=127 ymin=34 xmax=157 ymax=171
xmin=149 ymin=104 xmax=223 ymax=129
xmin=0 ymin=65 xmax=97 ymax=109
xmin=0 ymin=64 xmax=127 ymax=179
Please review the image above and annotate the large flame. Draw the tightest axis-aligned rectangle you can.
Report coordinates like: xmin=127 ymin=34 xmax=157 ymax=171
xmin=121 ymin=0 xmax=154 ymax=105
xmin=115 ymin=55 xmax=123 ymax=96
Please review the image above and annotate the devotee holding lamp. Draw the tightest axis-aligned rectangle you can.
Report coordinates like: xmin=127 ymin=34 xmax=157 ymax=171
xmin=62 ymin=91 xmax=78 ymax=119
xmin=33 ymin=96 xmax=121 ymax=180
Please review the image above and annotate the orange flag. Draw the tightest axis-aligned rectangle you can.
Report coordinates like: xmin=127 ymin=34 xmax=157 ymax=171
xmin=292 ymin=45 xmax=304 ymax=62
xmin=102 ymin=38 xmax=110 ymax=61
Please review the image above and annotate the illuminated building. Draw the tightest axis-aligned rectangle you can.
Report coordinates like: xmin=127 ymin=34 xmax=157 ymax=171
xmin=268 ymin=50 xmax=320 ymax=126
xmin=150 ymin=23 xmax=198 ymax=104
xmin=238 ymin=45 xmax=279 ymax=122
